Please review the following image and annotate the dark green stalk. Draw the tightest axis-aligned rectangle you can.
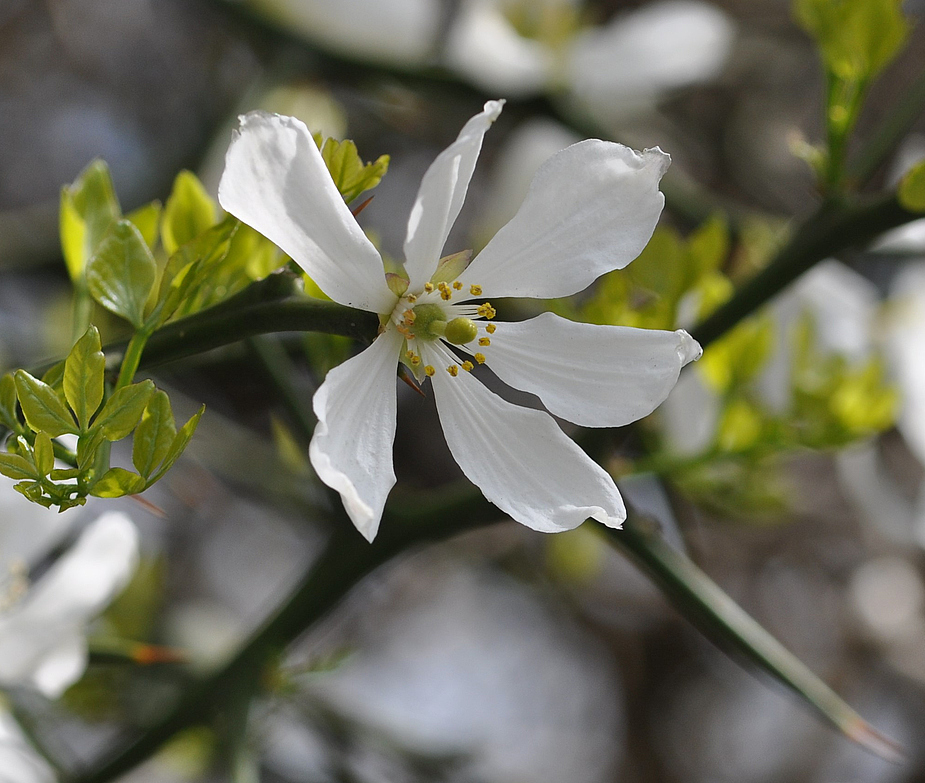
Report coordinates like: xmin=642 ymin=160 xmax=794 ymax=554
xmin=691 ymin=193 xmax=916 ymax=349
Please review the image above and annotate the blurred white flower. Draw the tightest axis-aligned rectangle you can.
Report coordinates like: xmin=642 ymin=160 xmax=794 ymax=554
xmin=0 ymin=511 xmax=139 ymax=698
xmin=566 ymin=0 xmax=735 ymax=125
xmin=219 ymin=100 xmax=700 ymax=541
xmin=0 ymin=710 xmax=55 ymax=783
xmin=247 ymin=0 xmax=443 ymax=67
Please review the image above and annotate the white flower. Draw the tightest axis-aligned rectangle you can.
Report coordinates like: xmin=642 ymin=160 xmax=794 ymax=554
xmin=0 ymin=511 xmax=139 ymax=698
xmin=0 ymin=710 xmax=55 ymax=783
xmin=218 ymin=100 xmax=701 ymax=541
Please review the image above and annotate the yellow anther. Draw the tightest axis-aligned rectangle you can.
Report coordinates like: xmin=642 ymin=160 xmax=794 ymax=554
xmin=424 ymin=282 xmax=435 ymax=293
xmin=424 ymin=365 xmax=435 ymax=376
xmin=411 ymin=355 xmax=421 ymax=366
xmin=405 ymin=350 xmax=415 ymax=360
xmin=453 ymin=281 xmax=463 ymax=290
xmin=469 ymin=284 xmax=482 ymax=296
xmin=437 ymin=282 xmax=453 ymax=301
xmin=403 ymin=309 xmax=416 ymax=325
xmin=478 ymin=337 xmax=490 ymax=346
xmin=477 ymin=302 xmax=496 ymax=319
xmin=447 ymin=364 xmax=459 ymax=377
xmin=485 ymin=323 xmax=496 ymax=334
xmin=474 ymin=352 xmax=486 ymax=364
xmin=461 ymin=360 xmax=474 ymax=372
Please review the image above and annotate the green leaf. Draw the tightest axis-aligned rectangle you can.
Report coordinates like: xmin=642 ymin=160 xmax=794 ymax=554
xmin=156 ymin=217 xmax=238 ymax=323
xmin=60 ymin=160 xmax=121 ymax=282
xmin=0 ymin=373 xmax=18 ymax=430
xmin=149 ymin=404 xmax=205 ymax=483
xmin=794 ymin=0 xmax=909 ymax=81
xmin=33 ymin=432 xmax=55 ymax=477
xmin=87 ymin=220 xmax=157 ymax=328
xmin=687 ymin=215 xmax=730 ymax=279
xmin=41 ymin=361 xmax=66 ymax=395
xmin=90 ymin=467 xmax=146 ymax=498
xmin=93 ymin=380 xmax=156 ymax=441
xmin=132 ymin=390 xmax=177 ymax=478
xmin=0 ymin=452 xmax=38 ymax=481
xmin=898 ymin=160 xmax=925 ymax=213
xmin=161 ymin=171 xmax=217 ymax=257
xmin=50 ymin=467 xmax=81 ymax=480
xmin=64 ymin=325 xmax=106 ymax=430
xmin=318 ymin=137 xmax=390 ymax=204
xmin=126 ymin=200 xmax=163 ymax=248
xmin=77 ymin=427 xmax=107 ymax=471
xmin=14 ymin=370 xmax=78 ymax=436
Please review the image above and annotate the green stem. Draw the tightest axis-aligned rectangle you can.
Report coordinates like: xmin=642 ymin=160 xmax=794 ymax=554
xmin=71 ymin=282 xmax=94 ymax=344
xmin=115 ymin=330 xmax=151 ymax=390
xmin=691 ymin=193 xmax=916 ymax=349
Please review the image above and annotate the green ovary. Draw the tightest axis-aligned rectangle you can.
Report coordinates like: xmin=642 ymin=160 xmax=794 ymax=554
xmin=410 ymin=304 xmax=478 ymax=345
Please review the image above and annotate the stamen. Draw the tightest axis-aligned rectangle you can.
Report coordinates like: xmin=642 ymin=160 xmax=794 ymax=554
xmin=477 ymin=302 xmax=496 ymax=319
xmin=461 ymin=360 xmax=474 ymax=372
xmin=425 ymin=365 xmax=435 ymax=376
xmin=485 ymin=323 xmax=496 ymax=334
xmin=469 ymin=284 xmax=482 ymax=296
xmin=474 ymin=353 xmax=486 ymax=364
xmin=453 ymin=281 xmax=463 ymax=290
xmin=406 ymin=294 xmax=417 ymax=303
xmin=410 ymin=355 xmax=421 ymax=366
xmin=447 ymin=364 xmax=459 ymax=377
xmin=438 ymin=282 xmax=453 ymax=301
xmin=478 ymin=337 xmax=490 ymax=346
xmin=424 ymin=282 xmax=435 ymax=293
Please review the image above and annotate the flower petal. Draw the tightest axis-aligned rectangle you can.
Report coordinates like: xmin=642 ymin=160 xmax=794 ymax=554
xmin=483 ymin=314 xmax=701 ymax=427
xmin=422 ymin=343 xmax=625 ymax=532
xmin=218 ymin=112 xmax=394 ymax=313
xmin=309 ymin=329 xmax=403 ymax=541
xmin=403 ymin=101 xmax=504 ymax=290
xmin=0 ymin=512 xmax=138 ymax=693
xmin=459 ymin=141 xmax=669 ymax=299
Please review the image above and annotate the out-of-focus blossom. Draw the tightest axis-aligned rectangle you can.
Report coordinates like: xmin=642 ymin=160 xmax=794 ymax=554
xmin=0 ymin=710 xmax=55 ymax=783
xmin=218 ymin=101 xmax=700 ymax=541
xmin=566 ymin=0 xmax=735 ymax=125
xmin=0 ymin=511 xmax=139 ymax=698
xmin=247 ymin=0 xmax=443 ymax=67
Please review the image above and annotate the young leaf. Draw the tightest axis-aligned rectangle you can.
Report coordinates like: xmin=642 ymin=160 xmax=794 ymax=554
xmin=90 ymin=467 xmax=146 ymax=498
xmin=318 ymin=137 xmax=390 ymax=204
xmin=93 ymin=380 xmax=156 ymax=441
xmin=0 ymin=453 xmax=38 ymax=481
xmin=33 ymin=432 xmax=55 ymax=477
xmin=132 ymin=390 xmax=177 ymax=478
xmin=64 ymin=325 xmax=106 ymax=430
xmin=60 ymin=160 xmax=121 ymax=282
xmin=127 ymin=200 xmax=163 ymax=249
xmin=161 ymin=171 xmax=217 ymax=256
xmin=0 ymin=373 xmax=18 ymax=431
xmin=14 ymin=370 xmax=78 ymax=437
xmin=149 ymin=404 xmax=205 ymax=483
xmin=898 ymin=160 xmax=925 ymax=213
xmin=87 ymin=220 xmax=157 ymax=329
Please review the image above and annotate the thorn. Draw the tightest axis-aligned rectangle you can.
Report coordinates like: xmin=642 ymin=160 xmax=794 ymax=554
xmin=351 ymin=195 xmax=375 ymax=217
xmin=129 ymin=493 xmax=166 ymax=518
xmin=397 ymin=365 xmax=426 ymax=398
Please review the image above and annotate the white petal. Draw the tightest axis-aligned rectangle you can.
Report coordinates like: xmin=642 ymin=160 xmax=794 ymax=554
xmin=483 ymin=314 xmax=701 ymax=427
xmin=30 ymin=634 xmax=88 ymax=699
xmin=0 ymin=513 xmax=138 ymax=692
xmin=309 ymin=329 xmax=404 ymax=541
xmin=21 ymin=512 xmax=139 ymax=627
xmin=422 ymin=343 xmax=625 ymax=532
xmin=460 ymin=141 xmax=669 ymax=299
xmin=567 ymin=0 xmax=735 ymax=122
xmin=253 ymin=0 xmax=442 ymax=67
xmin=403 ymin=101 xmax=504 ymax=290
xmin=444 ymin=0 xmax=552 ymax=97
xmin=0 ymin=711 xmax=56 ymax=783
xmin=218 ymin=112 xmax=394 ymax=313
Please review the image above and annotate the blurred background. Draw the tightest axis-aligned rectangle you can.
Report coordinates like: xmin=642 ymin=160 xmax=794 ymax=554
xmin=3 ymin=1 xmax=925 ymax=781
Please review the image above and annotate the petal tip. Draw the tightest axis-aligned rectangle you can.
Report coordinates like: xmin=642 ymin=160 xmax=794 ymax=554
xmin=642 ymin=146 xmax=671 ymax=179
xmin=676 ymin=329 xmax=703 ymax=365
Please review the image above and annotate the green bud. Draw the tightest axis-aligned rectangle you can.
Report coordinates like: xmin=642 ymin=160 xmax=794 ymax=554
xmin=444 ymin=317 xmax=478 ymax=345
